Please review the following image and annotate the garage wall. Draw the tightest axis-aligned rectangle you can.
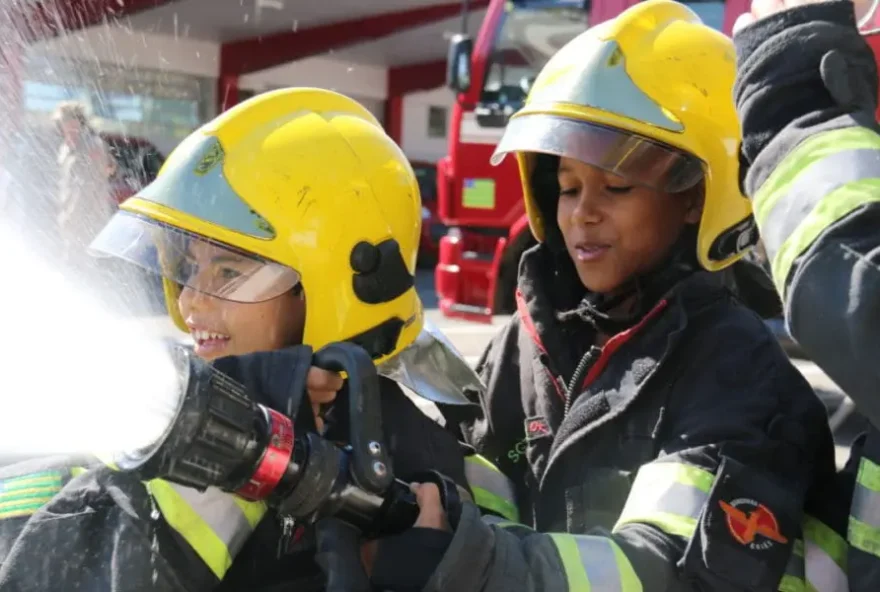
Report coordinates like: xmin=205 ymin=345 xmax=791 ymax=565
xmin=29 ymin=27 xmax=220 ymax=79
xmin=401 ymin=86 xmax=455 ymax=164
xmin=25 ymin=26 xmax=441 ymax=164
xmin=240 ymin=57 xmax=387 ymax=102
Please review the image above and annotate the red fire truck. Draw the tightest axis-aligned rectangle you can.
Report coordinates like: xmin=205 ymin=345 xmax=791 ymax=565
xmin=434 ymin=0 xmax=880 ymax=323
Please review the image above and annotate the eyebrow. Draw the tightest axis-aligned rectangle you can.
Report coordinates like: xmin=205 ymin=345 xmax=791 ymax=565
xmin=184 ymin=248 xmax=244 ymax=266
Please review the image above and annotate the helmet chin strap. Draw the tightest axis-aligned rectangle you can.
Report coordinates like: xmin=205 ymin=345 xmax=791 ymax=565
xmin=576 ymin=225 xmax=700 ymax=336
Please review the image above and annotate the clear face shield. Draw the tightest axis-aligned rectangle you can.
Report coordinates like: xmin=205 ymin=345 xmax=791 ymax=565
xmin=492 ymin=114 xmax=704 ymax=194
xmin=90 ymin=212 xmax=301 ymax=304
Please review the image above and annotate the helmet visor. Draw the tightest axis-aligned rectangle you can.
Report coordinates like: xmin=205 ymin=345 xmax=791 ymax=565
xmin=491 ymin=114 xmax=704 ymax=193
xmin=90 ymin=211 xmax=300 ymax=303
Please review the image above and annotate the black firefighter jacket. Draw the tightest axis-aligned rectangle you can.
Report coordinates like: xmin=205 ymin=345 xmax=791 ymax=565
xmin=734 ymin=2 xmax=880 ymax=588
xmin=0 ymin=378 xmax=468 ymax=592
xmin=424 ymin=245 xmax=839 ymax=592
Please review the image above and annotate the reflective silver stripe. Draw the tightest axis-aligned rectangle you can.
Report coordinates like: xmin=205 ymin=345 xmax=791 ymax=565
xmin=464 ymin=455 xmax=518 ymax=519
xmin=549 ymin=534 xmax=642 ymax=590
xmin=648 ymin=480 xmax=707 ymax=518
xmin=615 ymin=462 xmax=714 ymax=539
xmin=849 ymin=457 xmax=880 ymax=558
xmin=852 ymin=482 xmax=880 ymax=528
xmin=168 ymin=483 xmax=256 ymax=558
xmin=575 ymin=536 xmax=622 ymax=590
xmin=464 ymin=456 xmax=516 ymax=501
xmin=760 ymin=148 xmax=880 ymax=260
xmin=805 ymin=538 xmax=848 ymax=592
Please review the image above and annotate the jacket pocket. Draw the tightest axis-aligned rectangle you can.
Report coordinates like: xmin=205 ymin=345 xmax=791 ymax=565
xmin=681 ymin=455 xmax=802 ymax=592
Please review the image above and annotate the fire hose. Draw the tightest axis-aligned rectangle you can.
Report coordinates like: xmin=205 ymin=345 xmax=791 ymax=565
xmin=114 ymin=341 xmax=463 ymax=589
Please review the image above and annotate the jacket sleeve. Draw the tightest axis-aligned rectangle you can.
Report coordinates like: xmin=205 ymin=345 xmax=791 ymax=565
xmin=424 ymin=317 xmax=834 ymax=592
xmin=0 ymin=459 xmax=267 ymax=591
xmin=454 ymin=318 xmax=528 ymax=523
xmin=460 ymin=317 xmax=523 ymax=461
xmin=733 ymin=1 xmax=880 ymax=427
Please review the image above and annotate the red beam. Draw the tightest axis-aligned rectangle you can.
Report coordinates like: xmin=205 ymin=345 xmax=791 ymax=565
xmin=220 ymin=0 xmax=489 ymax=76
xmin=6 ymin=0 xmax=180 ymax=44
xmin=388 ymin=60 xmax=447 ymax=97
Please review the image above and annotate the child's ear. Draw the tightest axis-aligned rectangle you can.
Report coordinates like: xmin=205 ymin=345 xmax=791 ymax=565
xmin=684 ymin=203 xmax=703 ymax=225
xmin=682 ymin=184 xmax=705 ymax=225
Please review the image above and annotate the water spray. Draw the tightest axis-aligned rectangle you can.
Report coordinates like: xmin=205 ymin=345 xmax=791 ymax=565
xmin=0 ymin=225 xmax=180 ymax=463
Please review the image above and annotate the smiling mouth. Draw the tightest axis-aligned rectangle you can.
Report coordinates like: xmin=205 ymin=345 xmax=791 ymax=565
xmin=190 ymin=329 xmax=231 ymax=343
xmin=573 ymin=242 xmax=610 ymax=262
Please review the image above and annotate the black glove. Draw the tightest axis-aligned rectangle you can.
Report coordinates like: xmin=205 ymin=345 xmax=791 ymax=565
xmin=314 ymin=517 xmax=372 ymax=592
xmin=212 ymin=345 xmax=317 ymax=430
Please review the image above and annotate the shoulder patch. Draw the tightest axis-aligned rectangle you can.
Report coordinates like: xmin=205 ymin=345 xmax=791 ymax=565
xmin=0 ymin=470 xmax=65 ymax=520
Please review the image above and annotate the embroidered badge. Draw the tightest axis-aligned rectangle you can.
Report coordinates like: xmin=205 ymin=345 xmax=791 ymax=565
xmin=719 ymin=498 xmax=788 ymax=550
xmin=525 ymin=417 xmax=551 ymax=439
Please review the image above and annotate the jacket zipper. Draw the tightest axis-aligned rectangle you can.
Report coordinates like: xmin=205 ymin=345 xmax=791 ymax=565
xmin=277 ymin=514 xmax=296 ymax=558
xmin=564 ymin=346 xmax=602 ymax=416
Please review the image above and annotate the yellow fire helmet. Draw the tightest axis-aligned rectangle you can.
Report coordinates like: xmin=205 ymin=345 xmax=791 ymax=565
xmin=491 ymin=0 xmax=756 ymax=271
xmin=90 ymin=88 xmax=426 ymax=365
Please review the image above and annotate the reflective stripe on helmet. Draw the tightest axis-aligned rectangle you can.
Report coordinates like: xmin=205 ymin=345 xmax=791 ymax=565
xmin=613 ymin=461 xmax=715 ymax=540
xmin=752 ymin=127 xmax=880 ymax=297
xmin=849 ymin=456 xmax=880 ymax=559
xmin=464 ymin=454 xmax=520 ymax=522
xmin=148 ymin=480 xmax=267 ymax=580
xmin=548 ymin=533 xmax=642 ymax=592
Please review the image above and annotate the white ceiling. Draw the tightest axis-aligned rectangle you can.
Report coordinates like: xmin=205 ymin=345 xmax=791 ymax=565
xmin=128 ymin=0 xmax=452 ymax=42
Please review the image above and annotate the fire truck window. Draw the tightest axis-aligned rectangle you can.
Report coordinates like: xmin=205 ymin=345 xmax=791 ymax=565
xmin=480 ymin=3 xmax=587 ymax=108
xmin=415 ymin=166 xmax=438 ymax=202
xmin=428 ymin=106 xmax=448 ymax=139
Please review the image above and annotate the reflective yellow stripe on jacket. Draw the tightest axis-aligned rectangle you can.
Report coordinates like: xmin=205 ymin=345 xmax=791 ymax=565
xmin=464 ymin=454 xmax=519 ymax=522
xmin=781 ymin=516 xmax=849 ymax=592
xmin=0 ymin=469 xmax=70 ymax=521
xmin=849 ymin=455 xmax=880 ymax=560
xmin=549 ymin=533 xmax=643 ymax=592
xmin=752 ymin=127 xmax=880 ymax=297
xmin=147 ymin=480 xmax=267 ymax=581
xmin=0 ymin=465 xmax=266 ymax=581
xmin=614 ymin=461 xmax=714 ymax=540
xmin=483 ymin=515 xmax=643 ymax=591
xmin=613 ymin=461 xmax=848 ymax=592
